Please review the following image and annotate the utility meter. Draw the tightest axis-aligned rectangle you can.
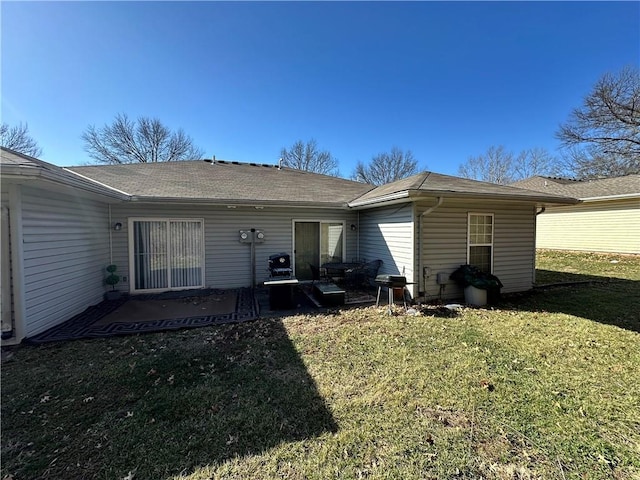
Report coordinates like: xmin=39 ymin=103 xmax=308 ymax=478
xmin=239 ymin=230 xmax=251 ymax=243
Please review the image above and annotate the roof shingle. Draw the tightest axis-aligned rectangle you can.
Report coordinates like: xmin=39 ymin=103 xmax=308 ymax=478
xmin=512 ymin=175 xmax=640 ymax=199
xmin=6 ymin=151 xmax=579 ymax=207
xmin=69 ymin=160 xmax=374 ymax=207
xmin=350 ymin=171 xmax=577 ymax=206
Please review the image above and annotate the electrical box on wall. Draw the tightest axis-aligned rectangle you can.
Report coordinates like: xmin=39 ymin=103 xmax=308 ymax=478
xmin=239 ymin=229 xmax=266 ymax=244
xmin=239 ymin=230 xmax=251 ymax=244
xmin=436 ymin=272 xmax=449 ymax=285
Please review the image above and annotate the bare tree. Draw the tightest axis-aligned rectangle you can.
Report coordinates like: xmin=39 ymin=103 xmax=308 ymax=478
xmin=459 ymin=146 xmax=561 ymax=184
xmin=557 ymin=66 xmax=640 ymax=178
xmin=0 ymin=123 xmax=42 ymax=157
xmin=557 ymin=148 xmax=633 ymax=179
xmin=457 ymin=145 xmax=515 ymax=184
xmin=82 ymin=113 xmax=204 ymax=164
xmin=280 ymin=139 xmax=338 ymax=175
xmin=512 ymin=147 xmax=562 ymax=180
xmin=352 ymin=147 xmax=419 ymax=185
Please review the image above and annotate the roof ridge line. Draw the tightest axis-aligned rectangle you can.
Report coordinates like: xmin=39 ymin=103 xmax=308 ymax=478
xmin=415 ymin=171 xmax=432 ymax=190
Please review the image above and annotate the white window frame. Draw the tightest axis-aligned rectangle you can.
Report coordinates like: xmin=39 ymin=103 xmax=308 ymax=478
xmin=467 ymin=213 xmax=494 ymax=273
xmin=128 ymin=217 xmax=205 ymax=294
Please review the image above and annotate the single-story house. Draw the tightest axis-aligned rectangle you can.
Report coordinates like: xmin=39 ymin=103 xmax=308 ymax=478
xmin=513 ymin=175 xmax=639 ymax=254
xmin=1 ymin=147 xmax=577 ymax=344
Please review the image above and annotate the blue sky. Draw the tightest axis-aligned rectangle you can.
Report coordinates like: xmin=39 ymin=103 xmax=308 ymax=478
xmin=2 ymin=1 xmax=638 ymax=177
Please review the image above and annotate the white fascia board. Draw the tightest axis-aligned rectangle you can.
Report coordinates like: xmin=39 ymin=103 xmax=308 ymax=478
xmin=580 ymin=193 xmax=640 ymax=202
xmin=2 ymin=164 xmax=130 ymax=200
xmin=349 ymin=189 xmax=578 ymax=208
xmin=348 ymin=191 xmax=411 ymax=208
xmin=63 ymin=169 xmax=132 ymax=198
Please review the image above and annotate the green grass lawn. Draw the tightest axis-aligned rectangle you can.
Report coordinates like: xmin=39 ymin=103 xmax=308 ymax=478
xmin=535 ymin=249 xmax=640 ymax=284
xmin=2 ymin=250 xmax=639 ymax=479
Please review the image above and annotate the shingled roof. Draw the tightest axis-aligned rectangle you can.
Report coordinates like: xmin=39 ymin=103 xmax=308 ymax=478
xmin=5 ymin=150 xmax=579 ymax=208
xmin=0 ymin=147 xmax=127 ymax=199
xmin=512 ymin=175 xmax=640 ymax=200
xmin=1 ymin=147 xmax=70 ymax=173
xmin=349 ymin=171 xmax=578 ymax=207
xmin=68 ymin=160 xmax=374 ymax=207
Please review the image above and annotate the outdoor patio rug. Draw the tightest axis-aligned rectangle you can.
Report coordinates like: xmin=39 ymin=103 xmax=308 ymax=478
xmin=25 ymin=288 xmax=258 ymax=344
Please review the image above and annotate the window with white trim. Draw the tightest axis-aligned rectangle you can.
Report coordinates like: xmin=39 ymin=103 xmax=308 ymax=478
xmin=468 ymin=213 xmax=494 ymax=273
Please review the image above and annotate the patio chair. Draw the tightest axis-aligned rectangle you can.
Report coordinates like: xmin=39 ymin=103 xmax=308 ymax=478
xmin=362 ymin=259 xmax=383 ymax=289
xmin=345 ymin=259 xmax=383 ymax=290
xmin=309 ymin=263 xmax=328 ymax=286
xmin=344 ymin=264 xmax=365 ymax=288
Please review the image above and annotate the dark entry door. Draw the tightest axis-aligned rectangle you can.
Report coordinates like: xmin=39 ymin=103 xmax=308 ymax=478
xmin=294 ymin=222 xmax=319 ymax=281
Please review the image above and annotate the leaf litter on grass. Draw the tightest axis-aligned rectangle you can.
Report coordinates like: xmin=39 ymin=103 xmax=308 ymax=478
xmin=3 ymin=251 xmax=640 ymax=479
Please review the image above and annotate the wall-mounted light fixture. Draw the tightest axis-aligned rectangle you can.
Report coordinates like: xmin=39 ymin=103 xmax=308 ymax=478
xmin=113 ymin=222 xmax=123 ymax=231
xmin=350 ymin=224 xmax=357 ymax=231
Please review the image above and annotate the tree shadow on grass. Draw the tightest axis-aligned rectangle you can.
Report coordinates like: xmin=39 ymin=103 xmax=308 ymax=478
xmin=1 ymin=319 xmax=337 ymax=479
xmin=534 ymin=268 xmax=627 ymax=286
xmin=503 ymin=271 xmax=640 ymax=334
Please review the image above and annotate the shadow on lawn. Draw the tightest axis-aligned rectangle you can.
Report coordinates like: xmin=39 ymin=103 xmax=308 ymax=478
xmin=1 ymin=319 xmax=337 ymax=479
xmin=534 ymin=268 xmax=625 ymax=286
xmin=505 ymin=271 xmax=640 ymax=334
xmin=121 ymin=320 xmax=338 ymax=477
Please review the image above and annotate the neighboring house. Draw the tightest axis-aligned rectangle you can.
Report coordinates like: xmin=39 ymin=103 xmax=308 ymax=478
xmin=1 ymin=147 xmax=576 ymax=344
xmin=513 ymin=175 xmax=640 ymax=254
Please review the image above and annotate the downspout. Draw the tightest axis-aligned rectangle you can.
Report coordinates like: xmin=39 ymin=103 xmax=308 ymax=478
xmin=417 ymin=197 xmax=444 ymax=299
xmin=356 ymin=211 xmax=360 ymax=261
xmin=108 ymin=204 xmax=114 ymax=265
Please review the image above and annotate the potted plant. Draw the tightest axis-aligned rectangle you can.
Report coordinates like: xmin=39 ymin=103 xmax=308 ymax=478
xmin=450 ymin=264 xmax=503 ymax=307
xmin=104 ymin=264 xmax=123 ymax=300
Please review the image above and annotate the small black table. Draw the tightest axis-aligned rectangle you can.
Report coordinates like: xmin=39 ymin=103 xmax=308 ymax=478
xmin=264 ymin=278 xmax=298 ymax=310
xmin=313 ymin=283 xmax=346 ymax=307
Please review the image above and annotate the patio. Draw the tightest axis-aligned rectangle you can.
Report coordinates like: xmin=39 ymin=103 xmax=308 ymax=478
xmin=23 ymin=282 xmax=380 ymax=344
xmin=25 ymin=288 xmax=259 ymax=344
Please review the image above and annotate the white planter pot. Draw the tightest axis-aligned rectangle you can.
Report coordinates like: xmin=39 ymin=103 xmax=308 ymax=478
xmin=464 ymin=286 xmax=487 ymax=306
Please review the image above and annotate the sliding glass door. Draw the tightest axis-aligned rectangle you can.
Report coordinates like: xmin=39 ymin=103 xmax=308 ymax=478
xmin=294 ymin=221 xmax=344 ymax=280
xmin=321 ymin=223 xmax=344 ymax=264
xmin=130 ymin=219 xmax=204 ymax=292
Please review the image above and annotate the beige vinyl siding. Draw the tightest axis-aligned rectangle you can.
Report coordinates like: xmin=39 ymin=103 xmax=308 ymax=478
xmin=358 ymin=203 xmax=415 ymax=294
xmin=110 ymin=203 xmax=358 ymax=290
xmin=536 ymin=198 xmax=640 ymax=254
xmin=418 ymin=198 xmax=536 ymax=300
xmin=20 ymin=185 xmax=111 ymax=337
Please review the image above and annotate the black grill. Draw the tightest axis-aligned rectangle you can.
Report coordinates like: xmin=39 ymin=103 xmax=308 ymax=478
xmin=374 ymin=274 xmax=407 ymax=288
xmin=269 ymin=252 xmax=293 ymax=278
